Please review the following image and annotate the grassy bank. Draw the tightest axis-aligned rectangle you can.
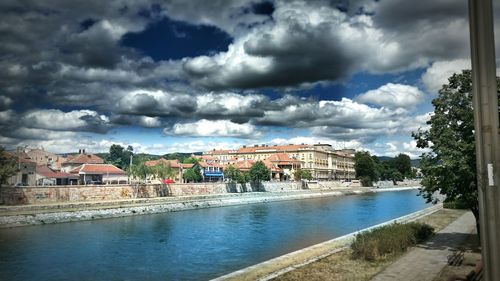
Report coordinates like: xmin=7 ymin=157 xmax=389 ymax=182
xmin=272 ymin=208 xmax=466 ymax=281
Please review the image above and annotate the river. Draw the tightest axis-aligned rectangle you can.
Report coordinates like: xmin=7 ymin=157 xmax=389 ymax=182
xmin=0 ymin=189 xmax=429 ymax=281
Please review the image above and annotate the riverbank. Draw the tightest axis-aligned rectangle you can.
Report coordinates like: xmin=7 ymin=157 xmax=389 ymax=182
xmin=0 ymin=186 xmax=419 ymax=228
xmin=212 ymin=203 xmax=444 ymax=281
xmin=214 ymin=207 xmax=469 ymax=281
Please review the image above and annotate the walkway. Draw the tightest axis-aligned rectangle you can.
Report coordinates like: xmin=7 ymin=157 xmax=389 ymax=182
xmin=370 ymin=211 xmax=476 ymax=281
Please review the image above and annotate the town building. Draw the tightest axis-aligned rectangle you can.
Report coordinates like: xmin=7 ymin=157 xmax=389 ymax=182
xmin=61 ymin=149 xmax=104 ymax=173
xmin=69 ymin=164 xmax=127 ymax=185
xmin=25 ymin=148 xmax=59 ymax=167
xmin=5 ymin=151 xmax=37 ymax=186
xmin=204 ymin=143 xmax=355 ymax=180
xmin=35 ymin=165 xmax=78 ymax=186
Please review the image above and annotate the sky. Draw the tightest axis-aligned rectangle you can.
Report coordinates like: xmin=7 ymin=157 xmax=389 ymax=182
xmin=1 ymin=0 xmax=499 ymax=158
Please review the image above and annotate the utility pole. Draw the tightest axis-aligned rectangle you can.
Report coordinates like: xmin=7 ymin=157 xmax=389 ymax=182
xmin=468 ymin=0 xmax=500 ymax=280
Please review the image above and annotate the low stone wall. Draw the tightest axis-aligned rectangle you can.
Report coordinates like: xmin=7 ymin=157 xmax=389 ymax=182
xmin=0 ymin=181 xmax=306 ymax=205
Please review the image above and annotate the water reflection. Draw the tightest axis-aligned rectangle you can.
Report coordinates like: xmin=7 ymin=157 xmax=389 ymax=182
xmin=0 ymin=190 xmax=429 ymax=281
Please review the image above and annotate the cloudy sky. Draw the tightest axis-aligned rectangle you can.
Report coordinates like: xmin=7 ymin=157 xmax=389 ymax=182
xmin=1 ymin=0 xmax=499 ymax=157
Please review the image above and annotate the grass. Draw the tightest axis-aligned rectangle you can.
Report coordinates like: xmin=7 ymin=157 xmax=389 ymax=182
xmin=272 ymin=208 xmax=466 ymax=281
xmin=350 ymin=222 xmax=434 ymax=261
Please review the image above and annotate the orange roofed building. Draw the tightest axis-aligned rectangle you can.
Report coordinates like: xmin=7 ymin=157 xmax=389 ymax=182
xmin=61 ymin=149 xmax=104 ymax=173
xmin=204 ymin=143 xmax=355 ymax=180
xmin=70 ymin=164 xmax=127 ymax=185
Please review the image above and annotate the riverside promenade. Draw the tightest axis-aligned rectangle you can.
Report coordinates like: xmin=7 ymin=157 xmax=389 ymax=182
xmin=370 ymin=211 xmax=476 ymax=281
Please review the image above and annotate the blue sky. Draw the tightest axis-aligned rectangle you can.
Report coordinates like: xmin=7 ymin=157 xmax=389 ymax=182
xmin=1 ymin=0 xmax=499 ymax=158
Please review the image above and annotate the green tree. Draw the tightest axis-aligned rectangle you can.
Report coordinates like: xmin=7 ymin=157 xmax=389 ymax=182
xmin=0 ymin=146 xmax=17 ymax=188
xmin=224 ymin=165 xmax=240 ymax=182
xmin=392 ymin=153 xmax=412 ymax=178
xmin=128 ymin=162 xmax=152 ymax=183
xmin=249 ymin=161 xmax=270 ymax=183
xmin=412 ymin=70 xmax=500 ymax=231
xmin=183 ymin=157 xmax=199 ymax=164
xmin=236 ymin=171 xmax=250 ymax=184
xmin=294 ymin=168 xmax=313 ymax=181
xmin=354 ymin=151 xmax=377 ymax=186
xmin=106 ymin=144 xmax=134 ymax=169
xmin=183 ymin=166 xmax=202 ymax=183
xmin=152 ymin=162 xmax=176 ymax=181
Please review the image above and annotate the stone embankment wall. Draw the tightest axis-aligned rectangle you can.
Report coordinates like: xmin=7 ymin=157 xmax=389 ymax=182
xmin=0 ymin=181 xmax=305 ymax=205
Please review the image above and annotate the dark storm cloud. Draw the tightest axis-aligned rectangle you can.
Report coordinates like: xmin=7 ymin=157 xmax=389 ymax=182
xmin=0 ymin=0 xmax=497 ymax=145
xmin=182 ymin=0 xmax=500 ymax=90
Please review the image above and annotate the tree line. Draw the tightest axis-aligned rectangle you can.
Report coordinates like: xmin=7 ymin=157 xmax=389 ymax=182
xmin=354 ymin=152 xmax=416 ymax=187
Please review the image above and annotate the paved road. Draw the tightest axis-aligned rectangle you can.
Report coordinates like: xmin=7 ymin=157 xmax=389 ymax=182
xmin=370 ymin=211 xmax=476 ymax=281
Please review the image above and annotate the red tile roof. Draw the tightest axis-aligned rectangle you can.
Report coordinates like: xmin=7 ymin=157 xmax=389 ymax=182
xmin=64 ymin=153 xmax=104 ymax=164
xmin=70 ymin=164 xmax=125 ymax=174
xmin=267 ymin=153 xmax=303 ymax=165
xmin=36 ymin=165 xmax=77 ymax=178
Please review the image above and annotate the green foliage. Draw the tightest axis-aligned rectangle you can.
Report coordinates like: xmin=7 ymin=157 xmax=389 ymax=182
xmin=351 ymin=222 xmax=434 ymax=261
xmin=224 ymin=165 xmax=239 ymax=182
xmin=372 ymin=153 xmax=414 ymax=184
xmin=293 ymin=168 xmax=313 ymax=181
xmin=354 ymin=151 xmax=377 ymax=186
xmin=443 ymin=199 xmax=470 ymax=210
xmin=0 ymin=146 xmax=17 ymax=187
xmin=151 ymin=162 xmax=176 ymax=180
xmin=393 ymin=153 xmax=412 ymax=178
xmin=236 ymin=171 xmax=250 ymax=184
xmin=106 ymin=144 xmax=134 ymax=169
xmin=249 ymin=161 xmax=270 ymax=183
xmin=163 ymin=153 xmax=198 ymax=163
xmin=183 ymin=166 xmax=202 ymax=183
xmin=183 ymin=156 xmax=199 ymax=164
xmin=412 ymin=70 xmax=499 ymax=221
xmin=128 ymin=162 xmax=152 ymax=182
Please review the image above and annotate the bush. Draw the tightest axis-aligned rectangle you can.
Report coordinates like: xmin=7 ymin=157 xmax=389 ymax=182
xmin=359 ymin=176 xmax=373 ymax=187
xmin=351 ymin=222 xmax=434 ymax=261
xmin=443 ymin=199 xmax=469 ymax=210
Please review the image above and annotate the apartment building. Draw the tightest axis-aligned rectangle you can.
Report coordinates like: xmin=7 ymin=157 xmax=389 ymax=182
xmin=204 ymin=143 xmax=355 ymax=180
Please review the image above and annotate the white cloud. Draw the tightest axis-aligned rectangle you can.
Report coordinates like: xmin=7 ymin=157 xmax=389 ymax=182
xmin=421 ymin=59 xmax=471 ymax=94
xmin=21 ymin=109 xmax=109 ymax=133
xmin=355 ymin=83 xmax=425 ymax=110
xmin=269 ymin=136 xmax=363 ymax=150
xmin=165 ymin=119 xmax=259 ymax=138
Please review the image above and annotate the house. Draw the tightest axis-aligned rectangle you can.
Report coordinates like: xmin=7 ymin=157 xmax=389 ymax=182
xmin=61 ymin=149 xmax=104 ymax=173
xmin=266 ymin=153 xmax=303 ymax=180
xmin=25 ymin=148 xmax=59 ymax=167
xmin=35 ymin=165 xmax=78 ymax=186
xmin=70 ymin=164 xmax=127 ymax=185
xmin=197 ymin=161 xmax=224 ymax=182
xmin=5 ymin=151 xmax=37 ymax=186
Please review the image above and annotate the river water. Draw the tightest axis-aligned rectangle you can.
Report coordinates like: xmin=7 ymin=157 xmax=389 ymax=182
xmin=0 ymin=189 xmax=429 ymax=281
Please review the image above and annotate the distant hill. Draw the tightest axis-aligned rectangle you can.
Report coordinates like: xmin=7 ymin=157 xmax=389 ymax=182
xmin=162 ymin=152 xmax=202 ymax=163
xmin=376 ymin=156 xmax=420 ymax=167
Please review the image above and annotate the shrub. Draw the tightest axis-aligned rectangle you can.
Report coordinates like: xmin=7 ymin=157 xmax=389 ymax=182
xmin=351 ymin=222 xmax=434 ymax=261
xmin=443 ymin=199 xmax=469 ymax=210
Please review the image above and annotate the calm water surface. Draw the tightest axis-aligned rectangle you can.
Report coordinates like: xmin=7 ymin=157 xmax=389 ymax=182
xmin=0 ymin=190 xmax=429 ymax=281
